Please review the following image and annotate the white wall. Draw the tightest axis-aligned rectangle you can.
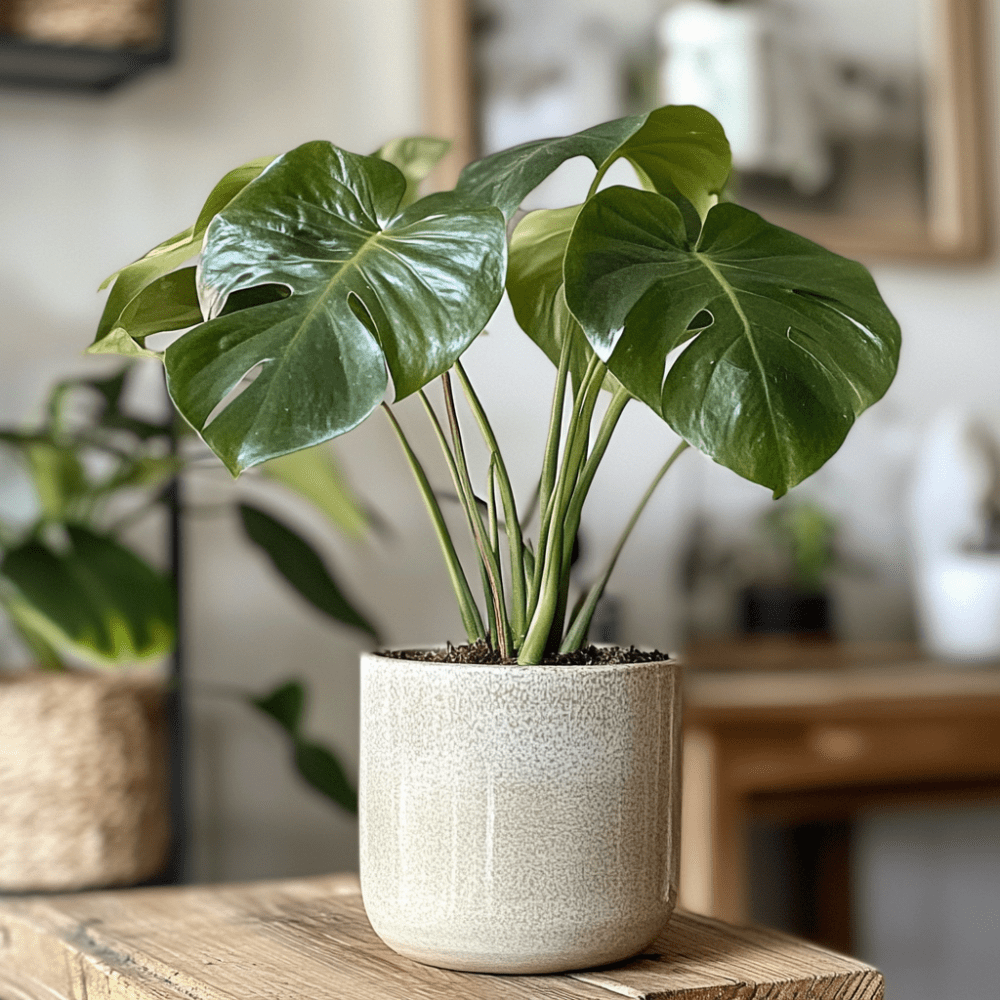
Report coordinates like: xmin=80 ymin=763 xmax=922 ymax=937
xmin=1 ymin=0 xmax=998 ymax=887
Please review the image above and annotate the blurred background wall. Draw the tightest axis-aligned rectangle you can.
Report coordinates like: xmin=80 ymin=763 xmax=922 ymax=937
xmin=0 ymin=0 xmax=998 ymax=995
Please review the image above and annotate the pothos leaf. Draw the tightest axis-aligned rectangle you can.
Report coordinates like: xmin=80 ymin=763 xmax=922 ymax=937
xmin=238 ymin=503 xmax=379 ymax=640
xmin=0 ymin=526 xmax=175 ymax=666
xmin=261 ymin=446 xmax=370 ymax=541
xmin=249 ymin=678 xmax=357 ymax=814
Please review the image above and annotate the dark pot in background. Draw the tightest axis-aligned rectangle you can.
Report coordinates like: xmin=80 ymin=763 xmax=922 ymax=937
xmin=739 ymin=585 xmax=833 ymax=638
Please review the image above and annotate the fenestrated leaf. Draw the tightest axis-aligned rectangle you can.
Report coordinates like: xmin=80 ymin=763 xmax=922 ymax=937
xmin=91 ymin=155 xmax=274 ymax=356
xmin=238 ymin=503 xmax=379 ymax=640
xmin=374 ymin=136 xmax=451 ymax=208
xmin=456 ymin=105 xmax=730 ymax=221
xmin=0 ymin=526 xmax=175 ymax=666
xmin=507 ymin=205 xmax=611 ymax=391
xmin=249 ymin=679 xmax=357 ymax=813
xmin=165 ymin=141 xmax=505 ymax=474
xmin=262 ymin=446 xmax=370 ymax=541
xmin=564 ymin=188 xmax=901 ymax=496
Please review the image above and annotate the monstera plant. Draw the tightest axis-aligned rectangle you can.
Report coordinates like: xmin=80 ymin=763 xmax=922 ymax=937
xmin=90 ymin=105 xmax=899 ymax=972
xmin=91 ymin=107 xmax=899 ymax=664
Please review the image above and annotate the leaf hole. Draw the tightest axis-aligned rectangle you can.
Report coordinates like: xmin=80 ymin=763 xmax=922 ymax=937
xmin=220 ymin=283 xmax=291 ymax=315
xmin=687 ymin=309 xmax=714 ymax=331
xmin=347 ymin=292 xmax=379 ymax=339
xmin=204 ymin=361 xmax=267 ymax=429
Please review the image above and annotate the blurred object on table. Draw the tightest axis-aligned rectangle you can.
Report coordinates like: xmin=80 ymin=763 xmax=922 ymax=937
xmin=910 ymin=410 xmax=1000 ymax=661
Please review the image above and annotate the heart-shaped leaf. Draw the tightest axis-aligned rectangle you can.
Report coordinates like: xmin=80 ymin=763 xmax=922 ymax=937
xmin=91 ymin=155 xmax=273 ymax=356
xmin=0 ymin=526 xmax=175 ymax=665
xmin=456 ymin=105 xmax=730 ymax=221
xmin=610 ymin=107 xmax=731 ymax=220
xmin=564 ymin=189 xmax=901 ymax=495
xmin=165 ymin=141 xmax=506 ymax=474
xmin=95 ymin=268 xmax=203 ymax=358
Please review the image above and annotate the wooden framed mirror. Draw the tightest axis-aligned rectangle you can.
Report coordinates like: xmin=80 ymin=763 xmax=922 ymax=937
xmin=423 ymin=0 xmax=990 ymax=262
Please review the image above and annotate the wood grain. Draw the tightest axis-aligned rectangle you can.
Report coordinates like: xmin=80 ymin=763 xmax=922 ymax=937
xmin=0 ymin=874 xmax=881 ymax=999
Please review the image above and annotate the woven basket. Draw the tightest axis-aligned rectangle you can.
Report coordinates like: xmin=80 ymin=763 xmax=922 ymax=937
xmin=4 ymin=0 xmax=164 ymax=49
xmin=0 ymin=670 xmax=170 ymax=892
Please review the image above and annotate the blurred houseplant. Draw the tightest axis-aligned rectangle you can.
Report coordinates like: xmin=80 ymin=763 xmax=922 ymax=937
xmin=740 ymin=499 xmax=841 ymax=637
xmin=90 ymin=106 xmax=900 ymax=970
xmin=0 ymin=367 xmax=374 ymax=891
xmin=0 ymin=368 xmax=177 ymax=891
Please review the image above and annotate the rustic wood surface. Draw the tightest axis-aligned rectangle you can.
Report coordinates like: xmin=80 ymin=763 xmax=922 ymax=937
xmin=0 ymin=873 xmax=881 ymax=999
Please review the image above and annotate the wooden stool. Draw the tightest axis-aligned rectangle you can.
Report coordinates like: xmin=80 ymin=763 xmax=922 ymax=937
xmin=0 ymin=873 xmax=882 ymax=998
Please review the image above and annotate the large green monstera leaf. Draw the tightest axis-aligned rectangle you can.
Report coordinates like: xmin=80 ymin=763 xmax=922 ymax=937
xmin=164 ymin=142 xmax=507 ymax=475
xmin=563 ymin=188 xmax=901 ymax=496
xmin=457 ymin=104 xmax=730 ymax=221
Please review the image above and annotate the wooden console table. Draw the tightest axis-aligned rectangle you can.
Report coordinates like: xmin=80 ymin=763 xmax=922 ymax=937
xmin=0 ymin=873 xmax=881 ymax=999
xmin=679 ymin=647 xmax=1000 ymax=944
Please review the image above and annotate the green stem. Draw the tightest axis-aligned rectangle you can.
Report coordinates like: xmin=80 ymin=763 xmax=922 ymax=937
xmin=380 ymin=403 xmax=485 ymax=643
xmin=551 ymin=385 xmax=631 ymax=649
xmin=530 ymin=353 xmax=601 ymax=608
xmin=417 ymin=389 xmax=497 ymax=647
xmin=586 ymin=157 xmax=615 ymax=201
xmin=561 ymin=440 xmax=690 ymax=652
xmin=559 ymin=385 xmax=631 ymax=578
xmin=487 ymin=458 xmax=500 ymax=561
xmin=453 ymin=360 xmax=528 ymax=646
xmin=441 ymin=373 xmax=512 ymax=658
xmin=520 ymin=357 xmax=606 ymax=663
xmin=538 ymin=335 xmax=573 ymax=527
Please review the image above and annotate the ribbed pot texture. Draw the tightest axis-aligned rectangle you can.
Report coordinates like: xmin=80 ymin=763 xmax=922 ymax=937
xmin=359 ymin=652 xmax=681 ymax=974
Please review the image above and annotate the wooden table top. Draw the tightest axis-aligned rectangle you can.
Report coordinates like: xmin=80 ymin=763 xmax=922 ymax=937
xmin=0 ymin=873 xmax=881 ymax=999
xmin=683 ymin=644 xmax=1000 ymax=724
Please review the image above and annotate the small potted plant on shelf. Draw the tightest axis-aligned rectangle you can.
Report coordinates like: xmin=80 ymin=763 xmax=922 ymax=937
xmin=0 ymin=368 xmax=177 ymax=892
xmin=90 ymin=106 xmax=900 ymax=972
xmin=739 ymin=499 xmax=841 ymax=638
xmin=0 ymin=367 xmax=374 ymax=891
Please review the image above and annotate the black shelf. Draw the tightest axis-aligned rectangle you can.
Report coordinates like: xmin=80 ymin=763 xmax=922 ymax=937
xmin=0 ymin=1 xmax=174 ymax=92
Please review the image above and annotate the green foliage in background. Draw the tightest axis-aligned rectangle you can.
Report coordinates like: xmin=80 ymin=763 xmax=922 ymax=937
xmin=0 ymin=367 xmax=374 ymax=813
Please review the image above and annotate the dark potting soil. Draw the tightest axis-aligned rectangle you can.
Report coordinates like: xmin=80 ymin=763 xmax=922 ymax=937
xmin=379 ymin=640 xmax=671 ymax=666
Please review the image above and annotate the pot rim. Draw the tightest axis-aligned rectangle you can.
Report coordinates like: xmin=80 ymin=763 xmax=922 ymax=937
xmin=362 ymin=648 xmax=677 ymax=675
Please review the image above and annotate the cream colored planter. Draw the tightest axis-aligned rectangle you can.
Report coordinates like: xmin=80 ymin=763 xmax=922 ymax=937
xmin=0 ymin=670 xmax=171 ymax=892
xmin=359 ymin=653 xmax=681 ymax=974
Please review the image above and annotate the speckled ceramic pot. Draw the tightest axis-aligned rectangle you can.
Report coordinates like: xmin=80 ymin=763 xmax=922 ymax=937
xmin=359 ymin=652 xmax=681 ymax=974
